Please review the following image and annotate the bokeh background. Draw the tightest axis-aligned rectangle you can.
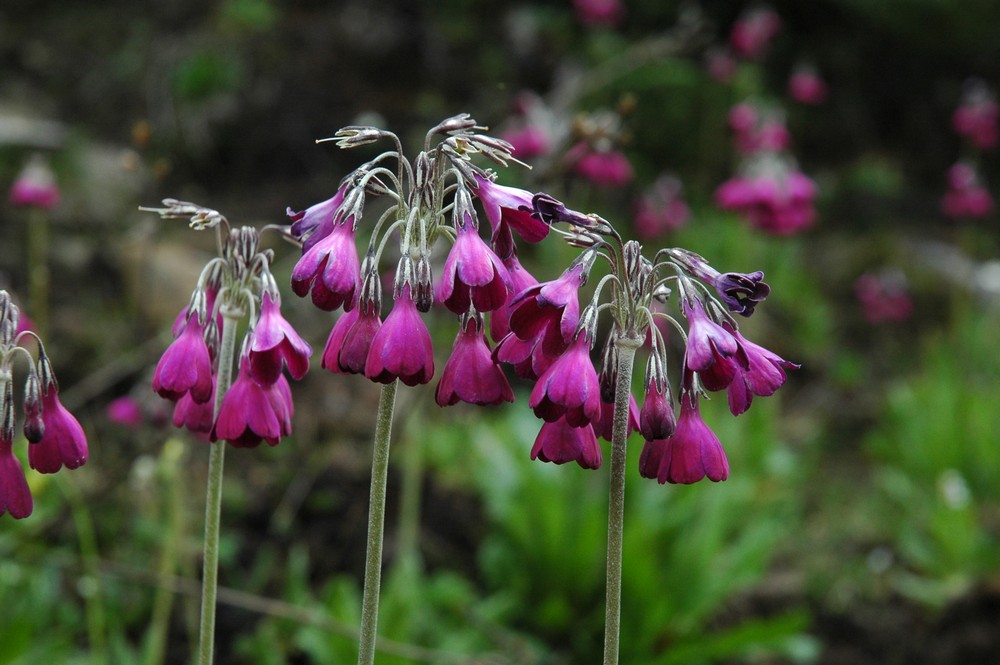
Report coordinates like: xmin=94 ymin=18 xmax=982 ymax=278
xmin=2 ymin=1 xmax=1000 ymax=663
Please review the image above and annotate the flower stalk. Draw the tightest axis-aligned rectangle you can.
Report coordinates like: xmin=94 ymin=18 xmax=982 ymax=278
xmin=358 ymin=378 xmax=399 ymax=665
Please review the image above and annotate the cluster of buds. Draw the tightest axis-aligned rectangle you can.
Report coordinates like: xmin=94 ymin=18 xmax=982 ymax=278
xmin=0 ymin=291 xmax=87 ymax=519
xmin=716 ymin=102 xmax=817 ymax=235
xmin=144 ymin=202 xmax=311 ymax=447
xmin=496 ymin=197 xmax=796 ymax=482
xmin=288 ymin=114 xmax=548 ymax=405
xmin=942 ymin=80 xmax=997 ymax=220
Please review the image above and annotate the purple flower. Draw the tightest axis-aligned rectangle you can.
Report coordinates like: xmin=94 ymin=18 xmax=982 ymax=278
xmin=247 ymin=292 xmax=313 ymax=384
xmin=9 ymin=154 xmax=59 ymax=210
xmin=28 ymin=389 xmax=88 ymax=474
xmin=212 ymin=357 xmax=285 ymax=448
xmin=508 ymin=261 xmax=585 ymax=356
xmin=321 ymin=305 xmax=360 ymax=375
xmin=646 ymin=394 xmax=729 ymax=484
xmin=107 ymin=396 xmax=144 ymax=429
xmin=287 ymin=183 xmax=349 ymax=251
xmin=639 ymin=379 xmax=676 ymax=441
xmin=335 ymin=300 xmax=383 ymax=375
xmin=573 ymin=148 xmax=633 ymax=187
xmin=437 ymin=217 xmax=510 ymax=314
xmin=493 ymin=330 xmax=561 ymax=381
xmin=365 ymin=286 xmax=435 ymax=386
xmin=573 ymin=0 xmax=624 ymax=27
xmin=490 ymin=251 xmax=539 ymax=342
xmin=472 ymin=174 xmax=550 ymax=258
xmin=436 ymin=317 xmax=514 ymax=407
xmin=172 ymin=387 xmax=215 ymax=438
xmin=683 ymin=299 xmax=747 ymax=391
xmin=290 ymin=219 xmax=361 ymax=312
xmin=592 ymin=394 xmax=639 ymax=442
xmin=530 ymin=416 xmax=602 ymax=470
xmin=724 ymin=325 xmax=798 ymax=416
xmin=153 ymin=316 xmax=213 ymax=403
xmin=681 ymin=253 xmax=770 ymax=317
xmin=529 ymin=333 xmax=602 ymax=427
xmin=1 ymin=434 xmax=33 ymax=519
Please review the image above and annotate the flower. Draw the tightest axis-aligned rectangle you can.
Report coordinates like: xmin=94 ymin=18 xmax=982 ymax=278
xmin=247 ymin=292 xmax=313 ymax=384
xmin=645 ymin=394 xmax=729 ymax=484
xmin=530 ymin=416 xmax=602 ymax=469
xmin=529 ymin=332 xmax=603 ymax=427
xmin=8 ymin=154 xmax=60 ymax=210
xmin=107 ymin=396 xmax=145 ymax=428
xmin=683 ymin=299 xmax=747 ymax=392
xmin=0 ymin=435 xmax=32 ymax=519
xmin=28 ymin=388 xmax=89 ymax=474
xmin=172 ymin=388 xmax=215 ymax=437
xmin=490 ymin=251 xmax=539 ymax=342
xmin=676 ymin=251 xmax=770 ymax=317
xmin=633 ymin=175 xmax=690 ymax=238
xmin=724 ymin=325 xmax=798 ymax=416
xmin=500 ymin=125 xmax=551 ymax=160
xmin=212 ymin=357 xmax=285 ymax=448
xmin=287 ymin=183 xmax=349 ymax=250
xmin=290 ymin=217 xmax=361 ymax=311
xmin=788 ymin=64 xmax=828 ymax=105
xmin=435 ymin=316 xmax=514 ymax=407
xmin=508 ymin=260 xmax=587 ymax=356
xmin=472 ymin=174 xmax=550 ymax=257
xmin=437 ymin=214 xmax=510 ymax=314
xmin=335 ymin=299 xmax=383 ymax=375
xmin=854 ymin=271 xmax=913 ymax=324
xmin=573 ymin=148 xmax=633 ymax=187
xmin=321 ymin=305 xmax=361 ymax=374
xmin=573 ymin=0 xmax=624 ymax=27
xmin=152 ymin=315 xmax=214 ymax=403
xmin=365 ymin=286 xmax=435 ymax=386
xmin=592 ymin=394 xmax=639 ymax=442
xmin=941 ymin=162 xmax=993 ymax=219
xmin=639 ymin=379 xmax=676 ymax=441
xmin=952 ymin=80 xmax=999 ymax=151
xmin=729 ymin=6 xmax=781 ymax=60
xmin=715 ymin=159 xmax=817 ymax=235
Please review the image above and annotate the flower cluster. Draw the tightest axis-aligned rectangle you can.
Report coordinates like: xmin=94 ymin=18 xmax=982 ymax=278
xmin=716 ymin=102 xmax=817 ymax=235
xmin=288 ymin=114 xmax=548 ymax=405
xmin=942 ymin=80 xmax=996 ymax=221
xmin=144 ymin=202 xmax=311 ymax=447
xmin=952 ymin=79 xmax=998 ymax=151
xmin=496 ymin=196 xmax=796 ymax=482
xmin=729 ymin=5 xmax=781 ymax=60
xmin=0 ymin=291 xmax=88 ymax=519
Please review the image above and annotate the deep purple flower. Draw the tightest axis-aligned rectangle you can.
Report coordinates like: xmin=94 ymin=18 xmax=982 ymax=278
xmin=212 ymin=357 xmax=284 ymax=448
xmin=290 ymin=219 xmax=361 ymax=311
xmin=490 ymin=251 xmax=539 ymax=342
xmin=172 ymin=386 xmax=215 ymax=438
xmin=592 ymin=394 xmax=639 ymax=442
xmin=651 ymin=394 xmax=729 ymax=484
xmin=152 ymin=316 xmax=213 ymax=403
xmin=321 ymin=305 xmax=360 ymax=375
xmin=530 ymin=416 xmax=602 ymax=470
xmin=287 ymin=183 xmax=349 ymax=251
xmin=28 ymin=389 xmax=88 ymax=474
xmin=472 ymin=174 xmax=550 ymax=258
xmin=437 ymin=217 xmax=510 ymax=314
xmin=681 ymin=253 xmax=770 ymax=317
xmin=1 ymin=435 xmax=32 ymax=519
xmin=436 ymin=317 xmax=514 ymax=407
xmin=247 ymin=292 xmax=313 ymax=384
xmin=508 ymin=261 xmax=585 ymax=356
xmin=365 ymin=286 xmax=435 ymax=386
xmin=335 ymin=300 xmax=382 ymax=375
xmin=683 ymin=299 xmax=747 ymax=391
xmin=724 ymin=325 xmax=798 ymax=416
xmin=529 ymin=333 xmax=602 ymax=427
xmin=639 ymin=379 xmax=676 ymax=441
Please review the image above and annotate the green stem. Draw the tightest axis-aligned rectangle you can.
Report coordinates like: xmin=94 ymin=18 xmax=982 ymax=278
xmin=27 ymin=208 xmax=50 ymax=337
xmin=396 ymin=407 xmax=424 ymax=571
xmin=197 ymin=311 xmax=240 ymax=665
xmin=60 ymin=475 xmax=108 ymax=662
xmin=603 ymin=336 xmax=640 ymax=665
xmin=358 ymin=379 xmax=399 ymax=665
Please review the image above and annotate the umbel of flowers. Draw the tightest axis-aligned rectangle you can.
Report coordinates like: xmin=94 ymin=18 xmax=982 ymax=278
xmin=503 ymin=194 xmax=796 ymax=664
xmin=287 ymin=114 xmax=549 ymax=665
xmin=142 ymin=201 xmax=312 ymax=665
xmin=0 ymin=290 xmax=88 ymax=519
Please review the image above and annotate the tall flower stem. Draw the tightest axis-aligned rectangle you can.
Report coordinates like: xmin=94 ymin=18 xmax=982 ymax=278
xmin=358 ymin=378 xmax=399 ymax=665
xmin=197 ymin=310 xmax=241 ymax=665
xmin=27 ymin=208 xmax=50 ymax=336
xmin=603 ymin=335 xmax=641 ymax=665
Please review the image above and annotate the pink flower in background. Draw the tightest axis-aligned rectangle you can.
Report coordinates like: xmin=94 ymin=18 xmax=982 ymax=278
xmin=941 ymin=162 xmax=993 ymax=219
xmin=9 ymin=154 xmax=60 ymax=210
xmin=716 ymin=157 xmax=817 ymax=235
xmin=705 ymin=46 xmax=738 ymax=83
xmin=633 ymin=175 xmax=690 ymax=238
xmin=855 ymin=271 xmax=913 ymax=325
xmin=952 ymin=79 xmax=998 ymax=151
xmin=729 ymin=103 xmax=790 ymax=154
xmin=730 ymin=6 xmax=781 ymax=60
xmin=788 ymin=63 xmax=828 ymax=105
xmin=573 ymin=0 xmax=624 ymax=27
xmin=107 ymin=396 xmax=144 ymax=428
xmin=501 ymin=125 xmax=551 ymax=160
xmin=571 ymin=146 xmax=633 ymax=187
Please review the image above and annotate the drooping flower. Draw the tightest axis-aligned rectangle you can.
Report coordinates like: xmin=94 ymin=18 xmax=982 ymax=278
xmin=508 ymin=257 xmax=589 ymax=356
xmin=952 ymin=80 xmax=999 ymax=151
xmin=153 ymin=315 xmax=214 ymax=403
xmin=530 ymin=416 xmax=602 ymax=470
xmin=729 ymin=6 xmax=781 ymax=60
xmin=490 ymin=250 xmax=539 ymax=342
xmin=336 ymin=299 xmax=383 ymax=375
xmin=321 ymin=305 xmax=361 ymax=375
xmin=287 ymin=182 xmax=349 ymax=250
xmin=172 ymin=387 xmax=215 ymax=437
xmin=639 ymin=378 xmax=676 ymax=441
xmin=436 ymin=315 xmax=514 ymax=407
xmin=724 ymin=324 xmax=799 ymax=416
xmin=715 ymin=158 xmax=817 ymax=235
xmin=683 ymin=298 xmax=747 ymax=392
xmin=107 ymin=396 xmax=145 ymax=429
xmin=649 ymin=393 xmax=729 ymax=484
xmin=290 ymin=217 xmax=361 ymax=311
xmin=633 ymin=175 xmax=690 ymax=238
xmin=592 ymin=394 xmax=639 ymax=442
xmin=29 ymin=388 xmax=89 ymax=474
xmin=854 ymin=271 xmax=913 ymax=324
xmin=500 ymin=125 xmax=551 ymax=160
xmin=365 ymin=285 xmax=435 ymax=386
xmin=0 ymin=435 xmax=32 ymax=519
xmin=212 ymin=356 xmax=284 ymax=448
xmin=529 ymin=332 xmax=603 ymax=427
xmin=572 ymin=147 xmax=633 ymax=187
xmin=472 ymin=173 xmax=550 ymax=258
xmin=247 ymin=291 xmax=313 ymax=384
xmin=437 ymin=212 xmax=510 ymax=314
xmin=674 ymin=250 xmax=770 ymax=317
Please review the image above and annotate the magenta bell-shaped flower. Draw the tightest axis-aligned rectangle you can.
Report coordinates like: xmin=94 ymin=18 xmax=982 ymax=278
xmin=173 ymin=385 xmax=215 ymax=438
xmin=287 ymin=183 xmax=349 ymax=251
xmin=321 ymin=305 xmax=360 ymax=375
xmin=530 ymin=416 xmax=602 ymax=470
xmin=28 ymin=389 xmax=88 ymax=474
xmin=247 ymin=292 xmax=313 ymax=384
xmin=683 ymin=299 xmax=747 ymax=392
xmin=490 ymin=251 xmax=539 ymax=342
xmin=365 ymin=286 xmax=434 ymax=386
xmin=724 ymin=324 xmax=799 ymax=416
xmin=436 ymin=316 xmax=514 ymax=407
xmin=592 ymin=394 xmax=640 ymax=442
xmin=290 ymin=219 xmax=361 ymax=312
xmin=529 ymin=332 xmax=602 ymax=427
xmin=0 ymin=434 xmax=33 ymax=519
xmin=640 ymin=393 xmax=729 ymax=484
xmin=639 ymin=380 xmax=676 ymax=441
xmin=153 ymin=315 xmax=214 ymax=403
xmin=334 ymin=299 xmax=382 ymax=375
xmin=212 ymin=357 xmax=286 ymax=448
xmin=508 ymin=261 xmax=585 ymax=356
xmin=437 ymin=217 xmax=510 ymax=314
xmin=472 ymin=174 xmax=550 ymax=258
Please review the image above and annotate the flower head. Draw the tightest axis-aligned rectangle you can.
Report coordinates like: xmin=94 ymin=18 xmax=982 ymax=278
xmin=644 ymin=393 xmax=729 ymax=484
xmin=436 ymin=315 xmax=513 ymax=407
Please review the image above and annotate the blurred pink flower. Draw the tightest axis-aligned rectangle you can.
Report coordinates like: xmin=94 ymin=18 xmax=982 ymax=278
xmin=633 ymin=175 xmax=690 ymax=238
xmin=9 ymin=154 xmax=60 ymax=210
xmin=729 ymin=6 xmax=781 ymax=60
xmin=854 ymin=271 xmax=913 ymax=324
xmin=941 ymin=162 xmax=993 ymax=219
xmin=952 ymin=80 xmax=998 ymax=151
xmin=788 ymin=64 xmax=828 ymax=105
xmin=573 ymin=0 xmax=624 ymax=27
